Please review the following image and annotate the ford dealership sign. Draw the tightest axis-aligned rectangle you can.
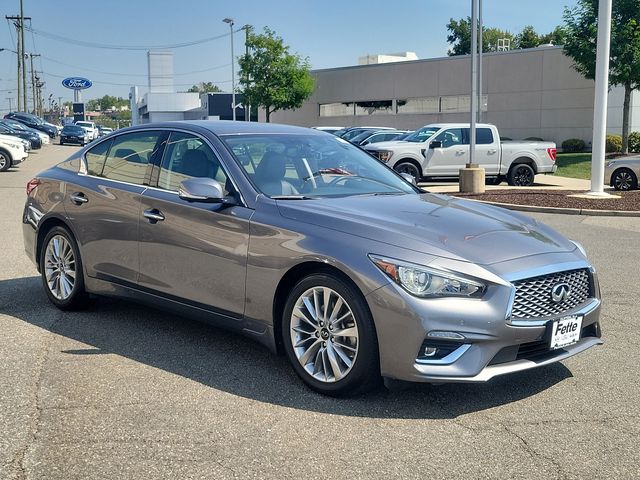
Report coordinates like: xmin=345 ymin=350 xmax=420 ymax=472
xmin=62 ymin=77 xmax=92 ymax=90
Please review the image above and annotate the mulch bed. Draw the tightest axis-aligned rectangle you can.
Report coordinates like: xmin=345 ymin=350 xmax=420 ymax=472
xmin=452 ymin=189 xmax=640 ymax=212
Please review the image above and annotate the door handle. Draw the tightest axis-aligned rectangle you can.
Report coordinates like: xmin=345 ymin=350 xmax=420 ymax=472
xmin=456 ymin=150 xmax=466 ymax=155
xmin=143 ymin=208 xmax=165 ymax=223
xmin=488 ymin=149 xmax=497 ymax=154
xmin=69 ymin=192 xmax=88 ymax=205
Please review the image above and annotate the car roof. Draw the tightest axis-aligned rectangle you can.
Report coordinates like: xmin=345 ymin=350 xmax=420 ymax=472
xmin=115 ymin=120 xmax=325 ymax=137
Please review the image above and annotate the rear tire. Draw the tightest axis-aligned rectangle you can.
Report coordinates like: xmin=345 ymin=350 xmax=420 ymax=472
xmin=39 ymin=226 xmax=90 ymax=310
xmin=282 ymin=273 xmax=380 ymax=396
xmin=507 ymin=163 xmax=535 ymax=186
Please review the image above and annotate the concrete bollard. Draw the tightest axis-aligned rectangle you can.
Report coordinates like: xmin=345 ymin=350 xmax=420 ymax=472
xmin=459 ymin=164 xmax=486 ymax=193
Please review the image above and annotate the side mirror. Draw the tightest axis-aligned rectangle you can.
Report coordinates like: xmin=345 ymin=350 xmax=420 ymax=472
xmin=429 ymin=140 xmax=442 ymax=149
xmin=179 ymin=177 xmax=227 ymax=203
xmin=400 ymin=173 xmax=417 ymax=186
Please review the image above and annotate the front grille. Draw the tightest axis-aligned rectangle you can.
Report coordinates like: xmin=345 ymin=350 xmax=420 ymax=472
xmin=511 ymin=269 xmax=591 ymax=319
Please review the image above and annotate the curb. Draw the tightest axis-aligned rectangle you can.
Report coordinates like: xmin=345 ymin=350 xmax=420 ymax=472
xmin=459 ymin=198 xmax=640 ymax=217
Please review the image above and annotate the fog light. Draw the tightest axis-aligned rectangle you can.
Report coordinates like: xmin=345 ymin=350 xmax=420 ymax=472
xmin=423 ymin=346 xmax=438 ymax=357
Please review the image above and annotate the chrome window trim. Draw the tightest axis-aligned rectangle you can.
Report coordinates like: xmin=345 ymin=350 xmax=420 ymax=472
xmin=415 ymin=343 xmax=471 ymax=365
xmin=78 ymin=127 xmax=247 ymax=207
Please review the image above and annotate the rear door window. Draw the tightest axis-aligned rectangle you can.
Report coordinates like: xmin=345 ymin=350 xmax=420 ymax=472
xmin=84 ymin=139 xmax=112 ymax=176
xmin=99 ymin=131 xmax=162 ymax=185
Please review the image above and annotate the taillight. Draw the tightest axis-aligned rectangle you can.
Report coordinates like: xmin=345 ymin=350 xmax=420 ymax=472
xmin=547 ymin=147 xmax=557 ymax=162
xmin=26 ymin=178 xmax=41 ymax=195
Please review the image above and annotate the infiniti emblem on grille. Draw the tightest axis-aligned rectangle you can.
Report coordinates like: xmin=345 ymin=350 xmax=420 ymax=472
xmin=551 ymin=282 xmax=571 ymax=303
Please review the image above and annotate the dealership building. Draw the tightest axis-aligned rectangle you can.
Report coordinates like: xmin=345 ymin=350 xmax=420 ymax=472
xmin=270 ymin=46 xmax=640 ymax=146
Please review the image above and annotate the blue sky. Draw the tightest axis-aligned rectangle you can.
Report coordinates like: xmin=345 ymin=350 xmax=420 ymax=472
xmin=1 ymin=0 xmax=577 ymax=111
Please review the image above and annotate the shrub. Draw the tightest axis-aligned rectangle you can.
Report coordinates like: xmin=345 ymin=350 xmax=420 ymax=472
xmin=628 ymin=132 xmax=640 ymax=153
xmin=561 ymin=138 xmax=586 ymax=153
xmin=605 ymin=134 xmax=622 ymax=153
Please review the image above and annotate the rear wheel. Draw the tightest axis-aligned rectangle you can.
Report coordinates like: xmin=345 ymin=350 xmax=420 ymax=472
xmin=40 ymin=226 xmax=90 ymax=310
xmin=282 ymin=273 xmax=380 ymax=396
xmin=0 ymin=150 xmax=11 ymax=172
xmin=394 ymin=161 xmax=421 ymax=184
xmin=507 ymin=163 xmax=535 ymax=186
xmin=612 ymin=168 xmax=638 ymax=191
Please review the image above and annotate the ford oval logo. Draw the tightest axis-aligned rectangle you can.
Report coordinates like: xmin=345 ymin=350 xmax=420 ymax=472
xmin=62 ymin=77 xmax=92 ymax=90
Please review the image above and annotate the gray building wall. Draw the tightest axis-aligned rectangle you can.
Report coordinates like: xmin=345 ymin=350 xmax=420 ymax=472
xmin=270 ymin=46 xmax=639 ymax=147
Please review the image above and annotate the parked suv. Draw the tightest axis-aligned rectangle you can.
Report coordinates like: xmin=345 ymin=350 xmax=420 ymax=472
xmin=4 ymin=112 xmax=57 ymax=138
xmin=75 ymin=121 xmax=98 ymax=141
xmin=0 ymin=134 xmax=29 ymax=171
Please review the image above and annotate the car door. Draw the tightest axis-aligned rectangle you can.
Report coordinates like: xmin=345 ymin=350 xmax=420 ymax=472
xmin=65 ymin=130 xmax=166 ymax=285
xmin=423 ymin=128 xmax=468 ymax=176
xmin=138 ymin=131 xmax=252 ymax=318
xmin=470 ymin=127 xmax=500 ymax=175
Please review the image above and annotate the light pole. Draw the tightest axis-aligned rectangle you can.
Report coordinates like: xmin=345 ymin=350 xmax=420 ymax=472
xmin=223 ymin=17 xmax=236 ymax=121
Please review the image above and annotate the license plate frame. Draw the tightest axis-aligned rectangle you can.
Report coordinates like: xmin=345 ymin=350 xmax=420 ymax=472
xmin=550 ymin=315 xmax=583 ymax=350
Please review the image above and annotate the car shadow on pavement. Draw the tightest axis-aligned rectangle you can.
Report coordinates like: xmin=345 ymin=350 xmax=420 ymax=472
xmin=1 ymin=276 xmax=572 ymax=420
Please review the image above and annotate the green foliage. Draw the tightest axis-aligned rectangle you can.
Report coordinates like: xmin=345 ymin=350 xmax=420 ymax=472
xmin=515 ymin=25 xmax=540 ymax=49
xmin=563 ymin=0 xmax=640 ymax=152
xmin=238 ymin=27 xmax=315 ymax=122
xmin=555 ymin=153 xmax=592 ymax=179
xmin=628 ymin=131 xmax=640 ymax=152
xmin=86 ymin=95 xmax=129 ymax=112
xmin=606 ymin=134 xmax=623 ymax=153
xmin=185 ymin=82 xmax=222 ymax=93
xmin=446 ymin=17 xmax=514 ymax=55
xmin=539 ymin=26 xmax=567 ymax=45
xmin=561 ymin=138 xmax=586 ymax=152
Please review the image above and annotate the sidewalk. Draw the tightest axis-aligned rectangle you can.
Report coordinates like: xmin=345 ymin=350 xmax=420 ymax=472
xmin=421 ymin=174 xmax=595 ymax=194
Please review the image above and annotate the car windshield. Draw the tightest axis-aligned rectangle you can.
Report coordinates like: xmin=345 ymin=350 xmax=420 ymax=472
xmin=222 ymin=133 xmax=418 ymax=199
xmin=404 ymin=126 xmax=441 ymax=143
xmin=63 ymin=126 xmax=84 ymax=133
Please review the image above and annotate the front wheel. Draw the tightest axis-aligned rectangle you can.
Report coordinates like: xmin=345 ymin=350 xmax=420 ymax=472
xmin=612 ymin=168 xmax=638 ymax=191
xmin=507 ymin=164 xmax=535 ymax=186
xmin=282 ymin=273 xmax=380 ymax=396
xmin=40 ymin=226 xmax=90 ymax=310
xmin=394 ymin=161 xmax=421 ymax=184
xmin=0 ymin=150 xmax=12 ymax=172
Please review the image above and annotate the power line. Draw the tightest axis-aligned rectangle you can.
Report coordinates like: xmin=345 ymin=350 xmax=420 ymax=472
xmin=25 ymin=25 xmax=240 ymax=51
xmin=39 ymin=70 xmax=232 ymax=87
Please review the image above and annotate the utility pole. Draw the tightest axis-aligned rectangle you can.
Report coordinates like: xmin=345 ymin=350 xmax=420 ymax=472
xmin=6 ymin=5 xmax=31 ymax=112
xmin=29 ymin=54 xmax=40 ymax=114
xmin=36 ymin=75 xmax=45 ymax=116
xmin=243 ymin=24 xmax=252 ymax=122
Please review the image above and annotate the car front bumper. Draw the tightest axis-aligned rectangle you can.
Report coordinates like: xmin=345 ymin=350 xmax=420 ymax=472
xmin=366 ymin=261 xmax=602 ymax=383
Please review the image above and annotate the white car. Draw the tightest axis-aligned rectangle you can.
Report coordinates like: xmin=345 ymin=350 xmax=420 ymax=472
xmin=365 ymin=123 xmax=557 ymax=186
xmin=75 ymin=121 xmax=99 ymax=141
xmin=0 ymin=134 xmax=29 ymax=171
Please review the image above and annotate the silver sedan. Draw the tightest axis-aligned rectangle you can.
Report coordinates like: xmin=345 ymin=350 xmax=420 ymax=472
xmin=605 ymin=156 xmax=640 ymax=190
xmin=22 ymin=121 xmax=602 ymax=396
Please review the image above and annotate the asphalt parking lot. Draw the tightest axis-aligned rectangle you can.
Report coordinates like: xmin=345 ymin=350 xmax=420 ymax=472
xmin=1 ymin=144 xmax=639 ymax=480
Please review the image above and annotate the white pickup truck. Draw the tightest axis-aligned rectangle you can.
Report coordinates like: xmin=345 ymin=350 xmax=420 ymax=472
xmin=364 ymin=123 xmax=557 ymax=186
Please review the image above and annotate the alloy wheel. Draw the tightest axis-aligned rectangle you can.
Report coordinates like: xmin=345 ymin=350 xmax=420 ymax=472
xmin=44 ymin=234 xmax=76 ymax=300
xmin=395 ymin=163 xmax=420 ymax=182
xmin=513 ymin=165 xmax=534 ymax=186
xmin=614 ymin=171 xmax=633 ymax=190
xmin=290 ymin=287 xmax=359 ymax=382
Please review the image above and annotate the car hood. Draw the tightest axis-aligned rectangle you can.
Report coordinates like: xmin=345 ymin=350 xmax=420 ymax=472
xmin=276 ymin=193 xmax=575 ymax=265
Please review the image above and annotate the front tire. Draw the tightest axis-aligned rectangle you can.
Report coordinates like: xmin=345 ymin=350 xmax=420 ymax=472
xmin=0 ymin=150 xmax=12 ymax=172
xmin=40 ymin=226 xmax=90 ymax=310
xmin=394 ymin=161 xmax=422 ymax=184
xmin=282 ymin=273 xmax=380 ymax=396
xmin=612 ymin=168 xmax=638 ymax=191
xmin=507 ymin=163 xmax=535 ymax=186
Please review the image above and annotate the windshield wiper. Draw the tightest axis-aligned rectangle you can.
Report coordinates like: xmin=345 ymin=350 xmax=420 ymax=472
xmin=271 ymin=195 xmax=315 ymax=200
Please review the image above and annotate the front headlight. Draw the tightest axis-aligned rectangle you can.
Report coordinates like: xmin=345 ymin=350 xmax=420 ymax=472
xmin=376 ymin=151 xmax=393 ymax=163
xmin=6 ymin=142 xmax=21 ymax=149
xmin=369 ymin=255 xmax=486 ymax=298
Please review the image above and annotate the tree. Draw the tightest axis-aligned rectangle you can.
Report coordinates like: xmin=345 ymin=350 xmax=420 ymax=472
xmin=515 ymin=25 xmax=541 ymax=49
xmin=86 ymin=95 xmax=129 ymax=112
xmin=563 ymin=0 xmax=640 ymax=153
xmin=186 ymin=82 xmax=222 ymax=93
xmin=540 ymin=26 xmax=567 ymax=45
xmin=447 ymin=17 xmax=514 ymax=55
xmin=238 ymin=27 xmax=314 ymax=122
